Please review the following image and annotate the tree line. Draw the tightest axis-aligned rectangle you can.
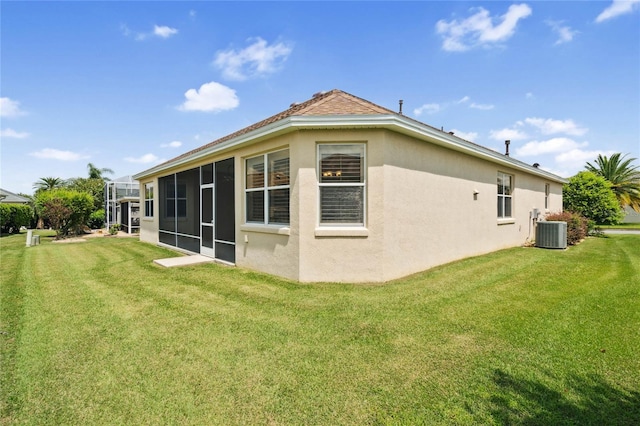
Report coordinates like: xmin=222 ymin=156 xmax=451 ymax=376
xmin=1 ymin=163 xmax=114 ymax=238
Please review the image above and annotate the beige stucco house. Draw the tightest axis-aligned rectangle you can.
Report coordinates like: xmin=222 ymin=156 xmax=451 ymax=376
xmin=133 ymin=89 xmax=565 ymax=283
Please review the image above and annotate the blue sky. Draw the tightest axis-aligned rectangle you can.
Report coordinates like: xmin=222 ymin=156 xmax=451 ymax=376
xmin=2 ymin=1 xmax=639 ymax=195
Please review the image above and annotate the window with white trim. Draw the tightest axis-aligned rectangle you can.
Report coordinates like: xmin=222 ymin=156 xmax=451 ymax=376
xmin=497 ymin=172 xmax=513 ymax=219
xmin=245 ymin=149 xmax=290 ymax=225
xmin=144 ymin=183 xmax=154 ymax=217
xmin=545 ymin=183 xmax=550 ymax=210
xmin=318 ymin=144 xmax=365 ymax=225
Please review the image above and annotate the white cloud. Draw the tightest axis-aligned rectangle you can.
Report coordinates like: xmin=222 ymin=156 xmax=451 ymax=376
xmin=516 ymin=137 xmax=588 ymax=156
xmin=555 ymin=148 xmax=616 ymax=173
xmin=470 ymin=102 xmax=495 ymax=110
xmin=413 ymin=103 xmax=441 ymax=116
xmin=525 ymin=92 xmax=534 ymax=99
xmin=449 ymin=129 xmax=478 ymax=141
xmin=1 ymin=128 xmax=30 ymax=139
xmin=161 ymin=141 xmax=182 ymax=148
xmin=122 ymin=24 xmax=178 ymax=41
xmin=595 ymin=0 xmax=640 ymax=23
xmin=154 ymin=25 xmax=178 ymax=38
xmin=546 ymin=20 xmax=579 ymax=45
xmin=0 ymin=97 xmax=27 ymax=118
xmin=214 ymin=37 xmax=293 ymax=81
xmin=29 ymin=148 xmax=89 ymax=161
xmin=524 ymin=117 xmax=587 ymax=136
xmin=178 ymin=81 xmax=239 ymax=113
xmin=124 ymin=153 xmax=163 ymax=164
xmin=436 ymin=3 xmax=532 ymax=52
xmin=490 ymin=128 xmax=529 ymax=141
xmin=457 ymin=96 xmax=470 ymax=104
xmin=189 ymin=10 xmax=197 ymax=19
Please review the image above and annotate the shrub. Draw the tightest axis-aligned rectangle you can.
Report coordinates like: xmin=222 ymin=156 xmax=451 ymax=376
xmin=35 ymin=189 xmax=93 ymax=239
xmin=563 ymin=171 xmax=624 ymax=225
xmin=0 ymin=203 xmax=33 ymax=234
xmin=109 ymin=223 xmax=120 ymax=235
xmin=544 ymin=211 xmax=589 ymax=245
xmin=88 ymin=209 xmax=105 ymax=229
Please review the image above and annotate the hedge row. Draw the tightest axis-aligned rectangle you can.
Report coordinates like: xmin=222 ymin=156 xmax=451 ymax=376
xmin=0 ymin=203 xmax=33 ymax=234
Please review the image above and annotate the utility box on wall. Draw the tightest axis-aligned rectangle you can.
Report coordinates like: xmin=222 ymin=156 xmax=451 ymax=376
xmin=536 ymin=221 xmax=567 ymax=249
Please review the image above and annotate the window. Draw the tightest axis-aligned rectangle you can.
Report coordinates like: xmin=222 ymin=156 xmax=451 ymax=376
xmin=144 ymin=183 xmax=154 ymax=217
xmin=545 ymin=183 xmax=550 ymax=210
xmin=245 ymin=149 xmax=290 ymax=225
xmin=318 ymin=144 xmax=365 ymax=225
xmin=497 ymin=172 xmax=513 ymax=219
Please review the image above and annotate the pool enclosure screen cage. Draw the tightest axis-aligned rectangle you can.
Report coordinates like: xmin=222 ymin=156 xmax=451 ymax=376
xmin=105 ymin=176 xmax=140 ymax=233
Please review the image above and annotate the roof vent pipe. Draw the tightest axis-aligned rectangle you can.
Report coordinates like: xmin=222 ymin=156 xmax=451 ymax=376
xmin=505 ymin=140 xmax=511 ymax=156
xmin=398 ymin=100 xmax=403 ymax=115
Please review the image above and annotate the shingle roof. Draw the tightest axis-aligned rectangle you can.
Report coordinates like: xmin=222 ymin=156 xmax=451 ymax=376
xmin=158 ymin=89 xmax=396 ymax=167
xmin=0 ymin=188 xmax=30 ymax=203
xmin=136 ymin=88 xmax=566 ymax=183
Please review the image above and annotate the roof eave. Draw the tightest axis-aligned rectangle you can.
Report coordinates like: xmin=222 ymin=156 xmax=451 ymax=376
xmin=134 ymin=114 xmax=567 ymax=184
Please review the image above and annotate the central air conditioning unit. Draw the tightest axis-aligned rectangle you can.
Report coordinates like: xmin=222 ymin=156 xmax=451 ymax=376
xmin=536 ymin=221 xmax=567 ymax=249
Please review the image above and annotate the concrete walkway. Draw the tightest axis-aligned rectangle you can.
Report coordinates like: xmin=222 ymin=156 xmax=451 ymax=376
xmin=153 ymin=254 xmax=215 ymax=268
xmin=602 ymin=229 xmax=640 ymax=235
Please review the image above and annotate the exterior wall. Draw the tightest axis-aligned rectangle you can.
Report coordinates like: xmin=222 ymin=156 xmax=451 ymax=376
xmin=139 ymin=178 xmax=159 ymax=245
xmin=380 ymin=131 xmax=563 ymax=281
xmin=293 ymin=129 xmax=563 ymax=282
xmin=235 ymin=134 xmax=299 ymax=280
xmin=137 ymin=127 xmax=563 ymax=283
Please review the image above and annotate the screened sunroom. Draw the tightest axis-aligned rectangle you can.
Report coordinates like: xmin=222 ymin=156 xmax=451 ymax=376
xmin=104 ymin=175 xmax=140 ymax=234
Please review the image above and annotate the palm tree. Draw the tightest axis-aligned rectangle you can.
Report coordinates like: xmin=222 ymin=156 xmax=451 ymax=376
xmin=33 ymin=176 xmax=64 ymax=191
xmin=87 ymin=163 xmax=114 ymax=180
xmin=586 ymin=153 xmax=640 ymax=212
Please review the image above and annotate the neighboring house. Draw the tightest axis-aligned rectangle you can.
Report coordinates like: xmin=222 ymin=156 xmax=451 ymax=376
xmin=134 ymin=89 xmax=565 ymax=283
xmin=104 ymin=176 xmax=140 ymax=234
xmin=0 ymin=188 xmax=30 ymax=204
xmin=623 ymin=206 xmax=640 ymax=224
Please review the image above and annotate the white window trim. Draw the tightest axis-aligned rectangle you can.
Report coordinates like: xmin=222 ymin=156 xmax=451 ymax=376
xmin=317 ymin=143 xmax=367 ymax=228
xmin=497 ymin=171 xmax=513 ymax=220
xmin=245 ymin=149 xmax=290 ymax=226
xmin=144 ymin=183 xmax=154 ymax=218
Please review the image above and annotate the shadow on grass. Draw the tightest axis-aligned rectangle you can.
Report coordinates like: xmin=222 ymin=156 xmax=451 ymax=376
xmin=489 ymin=369 xmax=640 ymax=425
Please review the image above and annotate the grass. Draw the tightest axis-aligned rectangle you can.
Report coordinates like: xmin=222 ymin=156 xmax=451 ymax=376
xmin=1 ymin=231 xmax=639 ymax=425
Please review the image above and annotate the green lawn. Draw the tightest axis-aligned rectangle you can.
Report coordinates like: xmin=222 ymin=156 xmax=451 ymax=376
xmin=1 ymin=231 xmax=639 ymax=425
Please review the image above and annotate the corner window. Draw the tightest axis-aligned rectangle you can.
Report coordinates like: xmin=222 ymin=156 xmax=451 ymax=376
xmin=318 ymin=144 xmax=365 ymax=225
xmin=245 ymin=149 xmax=290 ymax=225
xmin=144 ymin=183 xmax=154 ymax=217
xmin=497 ymin=172 xmax=513 ymax=219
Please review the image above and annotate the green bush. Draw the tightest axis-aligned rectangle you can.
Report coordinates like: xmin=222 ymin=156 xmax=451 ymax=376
xmin=35 ymin=189 xmax=93 ymax=239
xmin=563 ymin=171 xmax=624 ymax=225
xmin=545 ymin=211 xmax=590 ymax=245
xmin=88 ymin=209 xmax=105 ymax=229
xmin=109 ymin=223 xmax=120 ymax=235
xmin=0 ymin=203 xmax=33 ymax=234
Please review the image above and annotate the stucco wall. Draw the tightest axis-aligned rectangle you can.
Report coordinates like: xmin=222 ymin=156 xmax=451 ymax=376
xmin=137 ymin=127 xmax=563 ymax=283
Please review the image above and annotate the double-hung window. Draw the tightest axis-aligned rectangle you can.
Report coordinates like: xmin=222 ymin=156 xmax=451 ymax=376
xmin=318 ymin=144 xmax=365 ymax=225
xmin=245 ymin=149 xmax=290 ymax=225
xmin=545 ymin=183 xmax=550 ymax=210
xmin=497 ymin=172 xmax=513 ymax=219
xmin=144 ymin=183 xmax=154 ymax=218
